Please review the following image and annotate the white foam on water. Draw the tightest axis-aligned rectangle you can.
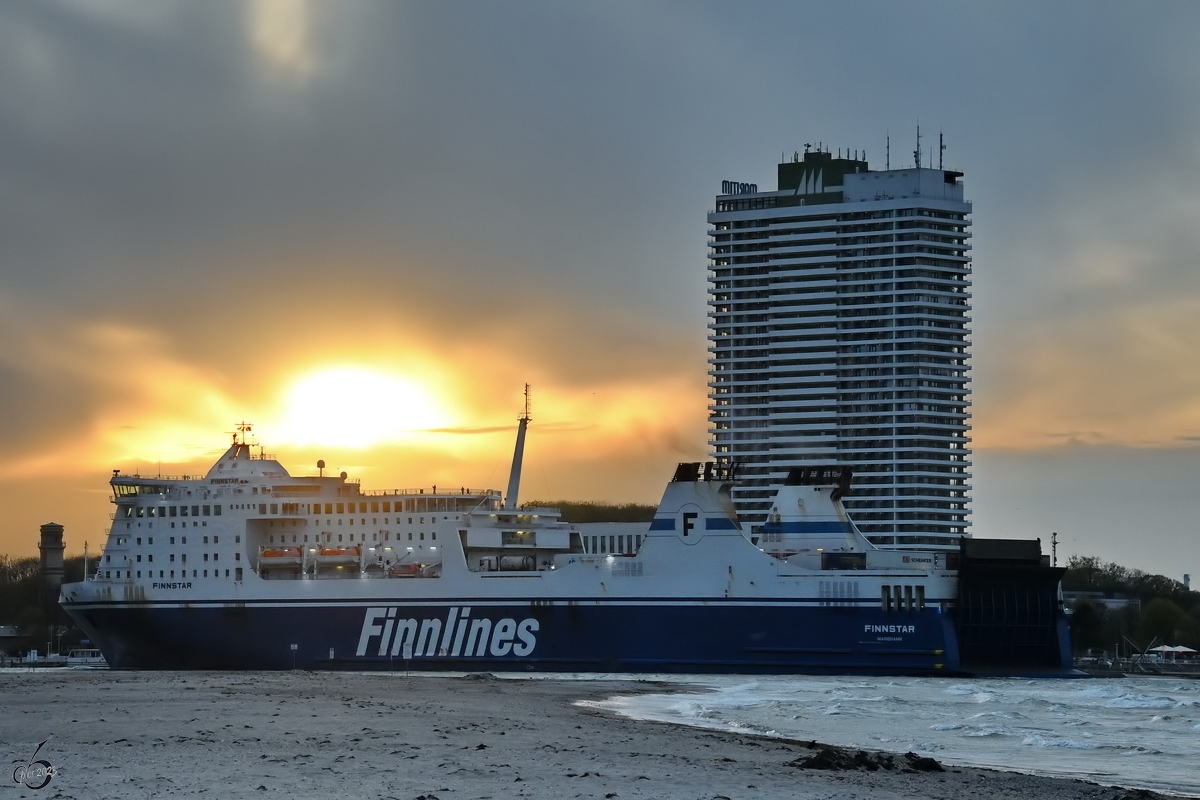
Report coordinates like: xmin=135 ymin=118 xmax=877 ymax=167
xmin=1104 ymin=694 xmax=1178 ymax=708
xmin=579 ymin=674 xmax=1200 ymax=797
xmin=964 ymin=726 xmax=1009 ymax=737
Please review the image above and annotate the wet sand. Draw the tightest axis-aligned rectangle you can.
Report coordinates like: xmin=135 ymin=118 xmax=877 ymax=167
xmin=0 ymin=671 xmax=1170 ymax=799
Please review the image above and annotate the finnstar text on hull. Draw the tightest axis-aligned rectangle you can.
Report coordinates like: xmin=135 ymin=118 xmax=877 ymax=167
xmin=60 ymin=409 xmax=1073 ymax=676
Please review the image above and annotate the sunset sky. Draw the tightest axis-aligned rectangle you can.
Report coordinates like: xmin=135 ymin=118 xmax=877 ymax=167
xmin=3 ymin=1 xmax=1200 ymax=579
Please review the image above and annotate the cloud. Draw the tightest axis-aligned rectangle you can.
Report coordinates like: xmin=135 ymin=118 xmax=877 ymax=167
xmin=248 ymin=0 xmax=316 ymax=85
xmin=974 ymin=296 xmax=1200 ymax=449
xmin=4 ymin=1 xmax=1200 ymax=575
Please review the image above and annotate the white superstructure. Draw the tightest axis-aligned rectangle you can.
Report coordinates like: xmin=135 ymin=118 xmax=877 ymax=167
xmin=97 ymin=428 xmax=510 ymax=593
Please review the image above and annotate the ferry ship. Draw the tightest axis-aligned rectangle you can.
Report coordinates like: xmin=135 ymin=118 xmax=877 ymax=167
xmin=59 ymin=416 xmax=1073 ymax=675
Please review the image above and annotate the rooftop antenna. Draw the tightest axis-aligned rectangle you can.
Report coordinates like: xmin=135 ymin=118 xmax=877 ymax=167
xmin=914 ymin=125 xmax=921 ymax=169
xmin=232 ymin=421 xmax=254 ymax=447
xmin=503 ymin=384 xmax=532 ymax=511
xmin=939 ymin=131 xmax=946 ymax=170
xmin=804 ymin=142 xmax=811 ymax=154
xmin=886 ymin=132 xmax=890 ymax=170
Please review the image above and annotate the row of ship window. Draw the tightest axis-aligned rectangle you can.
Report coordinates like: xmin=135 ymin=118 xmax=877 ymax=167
xmin=110 ymin=535 xmax=240 ymax=546
xmin=122 ymin=502 xmax=471 ymax=519
xmin=123 ymin=505 xmax=220 ymax=518
xmin=106 ymin=552 xmax=240 ymax=564
xmin=266 ymin=531 xmax=436 ymax=543
xmin=584 ymin=535 xmax=643 ymax=555
xmin=102 ymin=568 xmax=245 ymax=581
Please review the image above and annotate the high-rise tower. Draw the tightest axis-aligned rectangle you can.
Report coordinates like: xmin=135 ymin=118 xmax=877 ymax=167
xmin=708 ymin=146 xmax=971 ymax=548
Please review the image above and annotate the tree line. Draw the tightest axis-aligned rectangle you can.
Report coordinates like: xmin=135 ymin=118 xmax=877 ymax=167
xmin=0 ymin=555 xmax=88 ymax=655
xmin=521 ymin=500 xmax=657 ymax=523
xmin=1063 ymin=554 xmax=1200 ymax=654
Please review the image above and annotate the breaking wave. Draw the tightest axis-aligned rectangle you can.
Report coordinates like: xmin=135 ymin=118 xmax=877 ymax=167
xmin=580 ymin=674 xmax=1200 ymax=796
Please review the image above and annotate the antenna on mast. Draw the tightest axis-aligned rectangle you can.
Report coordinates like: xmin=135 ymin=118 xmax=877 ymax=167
xmin=914 ymin=125 xmax=921 ymax=169
xmin=939 ymin=131 xmax=946 ymax=170
xmin=231 ymin=421 xmax=255 ymax=448
xmin=504 ymin=385 xmax=532 ymax=511
xmin=886 ymin=132 xmax=890 ymax=170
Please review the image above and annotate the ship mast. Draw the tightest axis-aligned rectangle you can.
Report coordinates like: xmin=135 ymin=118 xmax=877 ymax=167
xmin=503 ymin=385 xmax=531 ymax=511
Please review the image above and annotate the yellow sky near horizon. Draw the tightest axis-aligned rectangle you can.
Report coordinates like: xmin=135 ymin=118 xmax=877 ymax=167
xmin=7 ymin=285 xmax=1200 ymax=562
xmin=0 ymin=302 xmax=712 ymax=558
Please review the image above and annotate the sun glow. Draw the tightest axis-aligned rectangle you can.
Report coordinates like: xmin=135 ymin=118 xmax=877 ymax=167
xmin=274 ymin=367 xmax=453 ymax=448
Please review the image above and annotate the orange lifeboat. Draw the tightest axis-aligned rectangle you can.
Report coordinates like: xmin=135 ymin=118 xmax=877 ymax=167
xmin=318 ymin=546 xmax=361 ymax=557
xmin=261 ymin=547 xmax=302 ymax=558
xmin=389 ymin=562 xmax=422 ymax=576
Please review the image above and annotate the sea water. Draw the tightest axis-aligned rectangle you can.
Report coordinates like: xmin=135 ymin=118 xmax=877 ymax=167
xmin=574 ymin=675 xmax=1200 ymax=796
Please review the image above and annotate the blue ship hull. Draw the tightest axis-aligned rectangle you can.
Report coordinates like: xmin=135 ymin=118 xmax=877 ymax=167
xmin=68 ymin=599 xmax=966 ymax=675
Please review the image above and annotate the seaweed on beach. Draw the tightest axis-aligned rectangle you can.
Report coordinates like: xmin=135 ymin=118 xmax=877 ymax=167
xmin=788 ymin=745 xmax=945 ymax=773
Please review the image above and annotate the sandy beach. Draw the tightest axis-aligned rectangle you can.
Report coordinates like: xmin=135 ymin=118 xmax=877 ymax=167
xmin=0 ymin=671 xmax=1169 ymax=800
